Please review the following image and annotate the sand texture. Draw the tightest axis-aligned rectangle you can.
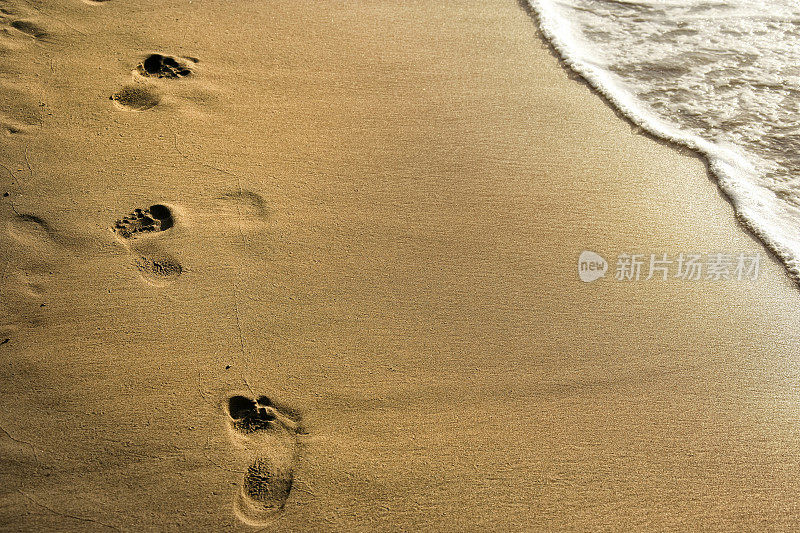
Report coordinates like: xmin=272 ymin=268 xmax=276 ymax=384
xmin=2 ymin=0 xmax=800 ymax=531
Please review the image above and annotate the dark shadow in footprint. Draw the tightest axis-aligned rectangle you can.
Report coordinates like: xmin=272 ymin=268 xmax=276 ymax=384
xmin=113 ymin=204 xmax=174 ymax=240
xmin=256 ymin=395 xmax=272 ymax=407
xmin=229 ymin=396 xmax=257 ymax=420
xmin=136 ymin=54 xmax=196 ymax=79
xmin=111 ymin=83 xmax=161 ymax=111
xmin=13 ymin=213 xmax=53 ymax=236
xmin=9 ymin=19 xmax=49 ymax=40
xmin=225 ymin=393 xmax=303 ymax=527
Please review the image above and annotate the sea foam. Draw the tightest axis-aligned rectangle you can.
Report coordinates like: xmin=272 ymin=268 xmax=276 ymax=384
xmin=527 ymin=0 xmax=800 ymax=281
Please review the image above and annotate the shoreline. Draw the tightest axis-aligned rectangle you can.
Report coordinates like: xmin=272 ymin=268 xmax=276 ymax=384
xmin=524 ymin=0 xmax=800 ymax=287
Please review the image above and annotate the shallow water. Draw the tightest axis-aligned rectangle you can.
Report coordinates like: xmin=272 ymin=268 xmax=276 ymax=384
xmin=528 ymin=0 xmax=800 ymax=281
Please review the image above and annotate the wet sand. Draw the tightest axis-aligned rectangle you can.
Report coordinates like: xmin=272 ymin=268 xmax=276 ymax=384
xmin=1 ymin=0 xmax=800 ymax=530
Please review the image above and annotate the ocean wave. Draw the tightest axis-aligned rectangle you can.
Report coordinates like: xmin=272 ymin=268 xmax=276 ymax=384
xmin=526 ymin=0 xmax=800 ymax=282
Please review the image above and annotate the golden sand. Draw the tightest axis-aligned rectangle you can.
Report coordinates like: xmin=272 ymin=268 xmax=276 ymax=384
xmin=1 ymin=0 xmax=800 ymax=530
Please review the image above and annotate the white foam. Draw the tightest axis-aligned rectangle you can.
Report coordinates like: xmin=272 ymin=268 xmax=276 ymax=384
xmin=527 ymin=0 xmax=800 ymax=281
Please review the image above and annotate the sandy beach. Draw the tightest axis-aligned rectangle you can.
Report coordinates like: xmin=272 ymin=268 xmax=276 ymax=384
xmin=2 ymin=0 xmax=800 ymax=530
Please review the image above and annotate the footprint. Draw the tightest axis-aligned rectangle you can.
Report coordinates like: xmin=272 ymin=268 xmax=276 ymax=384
xmin=8 ymin=19 xmax=49 ymax=41
xmin=110 ymin=83 xmax=161 ymax=111
xmin=136 ymin=54 xmax=196 ymax=79
xmin=112 ymin=204 xmax=174 ymax=240
xmin=0 ymin=81 xmax=44 ymax=134
xmin=215 ymin=190 xmax=269 ymax=230
xmin=111 ymin=203 xmax=183 ymax=285
xmin=13 ymin=270 xmax=46 ymax=298
xmin=224 ymin=394 xmax=303 ymax=527
xmin=1 ymin=212 xmax=69 ymax=328
xmin=132 ymin=246 xmax=182 ymax=286
xmin=7 ymin=213 xmax=57 ymax=250
xmin=0 ymin=115 xmax=33 ymax=135
xmin=5 ymin=212 xmax=73 ymax=267
xmin=0 ymin=6 xmax=52 ymax=42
